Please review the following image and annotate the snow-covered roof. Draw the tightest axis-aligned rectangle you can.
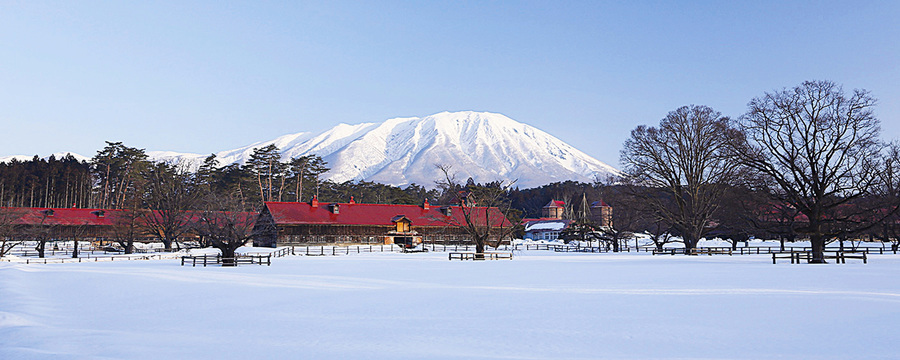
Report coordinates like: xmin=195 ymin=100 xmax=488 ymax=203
xmin=524 ymin=219 xmax=570 ymax=232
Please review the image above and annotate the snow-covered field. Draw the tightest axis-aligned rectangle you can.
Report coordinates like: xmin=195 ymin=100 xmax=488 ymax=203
xmin=1 ymin=251 xmax=899 ymax=359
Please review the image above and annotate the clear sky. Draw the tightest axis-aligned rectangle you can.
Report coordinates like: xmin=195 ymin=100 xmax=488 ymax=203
xmin=1 ymin=1 xmax=898 ymax=168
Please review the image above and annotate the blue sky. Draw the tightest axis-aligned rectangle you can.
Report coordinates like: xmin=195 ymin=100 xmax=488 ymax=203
xmin=1 ymin=1 xmax=898 ymax=168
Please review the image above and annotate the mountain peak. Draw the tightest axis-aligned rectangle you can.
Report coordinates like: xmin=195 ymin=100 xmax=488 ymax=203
xmin=183 ymin=111 xmax=619 ymax=188
xmin=3 ymin=112 xmax=619 ymax=189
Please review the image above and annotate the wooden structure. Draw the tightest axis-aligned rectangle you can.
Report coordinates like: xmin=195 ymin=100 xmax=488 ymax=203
xmin=542 ymin=200 xmax=566 ymax=219
xmin=4 ymin=207 xmax=123 ymax=240
xmin=1 ymin=207 xmax=248 ymax=245
xmin=253 ymin=199 xmax=512 ymax=247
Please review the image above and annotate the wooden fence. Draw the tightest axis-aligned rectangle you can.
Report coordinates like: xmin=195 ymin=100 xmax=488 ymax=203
xmin=2 ymin=253 xmax=181 ymax=264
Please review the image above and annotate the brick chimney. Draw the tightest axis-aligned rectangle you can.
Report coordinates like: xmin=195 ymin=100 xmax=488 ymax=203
xmin=311 ymin=195 xmax=319 ymax=208
xmin=349 ymin=196 xmax=356 ymax=204
xmin=423 ymin=199 xmax=430 ymax=210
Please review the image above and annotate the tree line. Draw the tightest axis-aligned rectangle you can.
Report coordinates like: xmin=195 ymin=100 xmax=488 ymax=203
xmin=0 ymin=142 xmax=445 ymax=210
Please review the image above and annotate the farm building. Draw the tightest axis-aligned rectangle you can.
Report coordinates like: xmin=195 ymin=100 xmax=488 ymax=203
xmin=0 ymin=207 xmax=232 ymax=246
xmin=522 ymin=199 xmax=613 ymax=241
xmin=252 ymin=197 xmax=513 ymax=247
xmin=1 ymin=207 xmax=124 ymax=240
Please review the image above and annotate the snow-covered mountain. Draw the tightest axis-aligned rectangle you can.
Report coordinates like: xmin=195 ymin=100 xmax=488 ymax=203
xmin=148 ymin=111 xmax=619 ymax=188
xmin=0 ymin=152 xmax=91 ymax=164
xmin=3 ymin=111 xmax=620 ymax=188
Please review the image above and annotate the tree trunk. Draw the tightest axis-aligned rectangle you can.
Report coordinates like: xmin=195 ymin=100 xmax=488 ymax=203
xmin=125 ymin=241 xmax=134 ymax=254
xmin=475 ymin=240 xmax=485 ymax=260
xmin=221 ymin=247 xmax=237 ymax=266
xmin=810 ymin=234 xmax=826 ymax=264
xmin=36 ymin=241 xmax=45 ymax=258
xmin=779 ymin=236 xmax=785 ymax=252
xmin=683 ymin=236 xmax=698 ymax=255
xmin=72 ymin=239 xmax=79 ymax=258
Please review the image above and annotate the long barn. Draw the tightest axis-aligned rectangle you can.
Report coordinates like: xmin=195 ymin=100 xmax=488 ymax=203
xmin=252 ymin=198 xmax=512 ymax=247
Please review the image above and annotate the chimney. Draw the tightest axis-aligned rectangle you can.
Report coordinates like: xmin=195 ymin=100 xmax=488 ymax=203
xmin=311 ymin=195 xmax=319 ymax=208
xmin=423 ymin=199 xmax=430 ymax=210
xmin=349 ymin=196 xmax=356 ymax=205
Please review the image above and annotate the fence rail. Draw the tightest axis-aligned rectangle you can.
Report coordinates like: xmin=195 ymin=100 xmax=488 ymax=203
xmin=181 ymin=254 xmax=272 ymax=267
xmin=448 ymin=252 xmax=514 ymax=260
xmin=2 ymin=253 xmax=181 ymax=264
xmin=772 ymin=251 xmax=868 ymax=264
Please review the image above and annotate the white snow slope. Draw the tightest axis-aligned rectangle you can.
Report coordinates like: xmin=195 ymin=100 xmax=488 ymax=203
xmin=0 ymin=152 xmax=90 ymax=164
xmin=147 ymin=111 xmax=620 ymax=188
xmin=1 ymin=252 xmax=899 ymax=359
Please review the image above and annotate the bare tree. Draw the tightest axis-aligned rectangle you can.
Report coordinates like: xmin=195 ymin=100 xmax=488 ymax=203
xmin=141 ymin=162 xmax=199 ymax=251
xmin=559 ymin=193 xmax=610 ymax=249
xmin=591 ymin=179 xmax=647 ymax=252
xmin=621 ymin=105 xmax=742 ymax=253
xmin=66 ymin=221 xmax=92 ymax=259
xmin=734 ymin=80 xmax=891 ymax=263
xmin=621 ymin=183 xmax=676 ymax=251
xmin=109 ymin=208 xmax=143 ymax=254
xmin=0 ymin=207 xmax=26 ymax=257
xmin=436 ymin=165 xmax=519 ymax=258
xmin=865 ymin=142 xmax=900 ymax=252
xmin=193 ymin=193 xmax=258 ymax=266
xmin=26 ymin=209 xmax=59 ymax=258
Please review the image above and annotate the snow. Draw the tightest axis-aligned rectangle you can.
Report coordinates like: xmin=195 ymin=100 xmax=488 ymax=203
xmin=1 ymin=112 xmax=620 ymax=188
xmin=525 ymin=221 xmax=568 ymax=231
xmin=2 ymin=250 xmax=899 ymax=359
xmin=162 ymin=111 xmax=620 ymax=188
xmin=0 ymin=152 xmax=90 ymax=164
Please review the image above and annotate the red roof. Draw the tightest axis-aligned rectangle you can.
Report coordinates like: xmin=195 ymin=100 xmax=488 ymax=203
xmin=4 ymin=207 xmax=123 ymax=226
xmin=3 ymin=207 xmax=256 ymax=228
xmin=544 ymin=200 xmax=566 ymax=208
xmin=263 ymin=201 xmax=511 ymax=228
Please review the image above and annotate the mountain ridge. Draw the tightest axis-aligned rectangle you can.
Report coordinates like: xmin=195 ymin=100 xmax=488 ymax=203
xmin=3 ymin=111 xmax=620 ymax=188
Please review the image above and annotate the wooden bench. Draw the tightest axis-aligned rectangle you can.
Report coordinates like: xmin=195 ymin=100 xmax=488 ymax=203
xmin=448 ymin=252 xmax=513 ymax=261
xmin=182 ymin=255 xmax=220 ymax=267
xmin=772 ymin=251 xmax=867 ymax=264
xmin=827 ymin=251 xmax=867 ymax=264
xmin=689 ymin=248 xmax=733 ymax=256
xmin=227 ymin=255 xmax=271 ymax=266
xmin=652 ymin=248 xmax=678 ymax=255
xmin=772 ymin=252 xmax=804 ymax=264
xmin=181 ymin=254 xmax=271 ymax=267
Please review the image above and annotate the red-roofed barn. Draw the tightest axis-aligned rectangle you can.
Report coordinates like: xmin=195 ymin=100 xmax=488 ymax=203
xmin=253 ymin=199 xmax=512 ymax=247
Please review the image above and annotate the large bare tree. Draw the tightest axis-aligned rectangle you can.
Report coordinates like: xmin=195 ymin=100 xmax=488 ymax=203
xmin=436 ymin=165 xmax=519 ymax=257
xmin=192 ymin=193 xmax=258 ymax=266
xmin=621 ymin=105 xmax=741 ymax=253
xmin=141 ymin=162 xmax=199 ymax=251
xmin=26 ymin=210 xmax=60 ymax=258
xmin=109 ymin=207 xmax=143 ymax=254
xmin=734 ymin=80 xmax=889 ymax=263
